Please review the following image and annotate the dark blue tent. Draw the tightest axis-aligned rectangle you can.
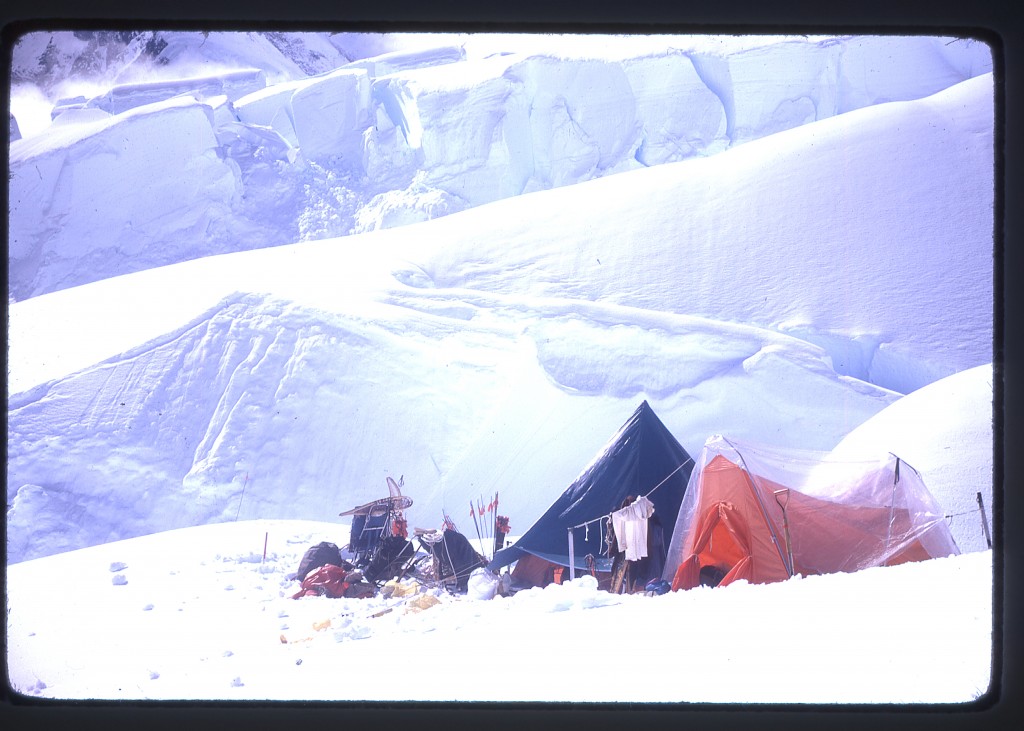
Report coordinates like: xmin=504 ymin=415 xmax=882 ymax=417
xmin=488 ymin=401 xmax=693 ymax=589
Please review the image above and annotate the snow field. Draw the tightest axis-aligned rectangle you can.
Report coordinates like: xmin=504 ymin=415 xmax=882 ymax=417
xmin=4 ymin=518 xmax=992 ymax=702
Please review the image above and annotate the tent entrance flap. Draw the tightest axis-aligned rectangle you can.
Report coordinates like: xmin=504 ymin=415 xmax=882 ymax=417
xmin=509 ymin=549 xmax=614 ymax=588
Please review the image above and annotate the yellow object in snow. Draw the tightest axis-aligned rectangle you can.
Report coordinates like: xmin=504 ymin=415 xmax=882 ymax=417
xmin=383 ymin=579 xmax=420 ymax=598
xmin=405 ymin=594 xmax=441 ymax=614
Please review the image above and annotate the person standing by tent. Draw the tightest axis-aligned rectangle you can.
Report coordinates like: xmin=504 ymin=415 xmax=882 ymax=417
xmin=634 ymin=511 xmax=666 ymax=588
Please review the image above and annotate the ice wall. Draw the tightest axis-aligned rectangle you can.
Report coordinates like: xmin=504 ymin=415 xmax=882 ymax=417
xmin=8 ymin=35 xmax=992 ymax=300
xmin=84 ymin=68 xmax=267 ymax=115
xmin=8 ymin=97 xmax=240 ymax=301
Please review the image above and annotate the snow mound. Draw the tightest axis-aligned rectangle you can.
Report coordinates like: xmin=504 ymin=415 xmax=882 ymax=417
xmin=828 ymin=364 xmax=995 ymax=553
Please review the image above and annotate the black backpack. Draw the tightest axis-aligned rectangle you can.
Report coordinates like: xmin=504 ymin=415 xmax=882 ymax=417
xmin=296 ymin=541 xmax=347 ymax=582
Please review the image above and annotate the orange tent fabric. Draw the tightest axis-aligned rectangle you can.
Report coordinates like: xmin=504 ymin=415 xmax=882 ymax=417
xmin=666 ymin=437 xmax=959 ymax=591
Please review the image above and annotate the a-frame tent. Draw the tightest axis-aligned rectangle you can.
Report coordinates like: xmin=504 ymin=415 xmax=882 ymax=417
xmin=662 ymin=435 xmax=960 ymax=591
xmin=489 ymin=401 xmax=694 ymax=589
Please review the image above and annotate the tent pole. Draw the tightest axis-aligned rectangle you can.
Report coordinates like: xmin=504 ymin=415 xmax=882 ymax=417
xmin=568 ymin=529 xmax=576 ymax=581
xmin=976 ymin=492 xmax=992 ymax=549
xmin=470 ymin=501 xmax=485 ymax=558
xmin=884 ymin=456 xmax=900 ymax=560
xmin=724 ymin=437 xmax=791 ymax=575
xmin=773 ymin=489 xmax=795 ymax=576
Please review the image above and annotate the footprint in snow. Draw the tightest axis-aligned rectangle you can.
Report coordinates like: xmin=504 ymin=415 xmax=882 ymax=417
xmin=112 ymin=574 xmax=128 ymax=586
xmin=109 ymin=561 xmax=128 ymax=572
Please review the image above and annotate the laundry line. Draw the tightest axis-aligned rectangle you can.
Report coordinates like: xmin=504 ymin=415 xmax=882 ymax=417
xmin=565 ymin=456 xmax=693 ymax=580
xmin=566 ymin=456 xmax=694 ymax=533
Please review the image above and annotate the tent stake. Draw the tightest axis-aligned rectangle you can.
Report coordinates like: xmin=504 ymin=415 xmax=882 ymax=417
xmin=976 ymin=492 xmax=992 ymax=549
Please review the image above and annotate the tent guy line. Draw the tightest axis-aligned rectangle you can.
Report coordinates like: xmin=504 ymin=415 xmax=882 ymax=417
xmin=566 ymin=456 xmax=695 ymax=532
xmin=564 ymin=456 xmax=695 ymax=581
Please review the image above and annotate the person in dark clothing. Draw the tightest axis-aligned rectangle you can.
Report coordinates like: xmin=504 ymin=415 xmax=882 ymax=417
xmin=699 ymin=565 xmax=727 ymax=587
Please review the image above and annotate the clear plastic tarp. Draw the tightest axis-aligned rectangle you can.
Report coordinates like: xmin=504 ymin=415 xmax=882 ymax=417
xmin=662 ymin=435 xmax=960 ymax=590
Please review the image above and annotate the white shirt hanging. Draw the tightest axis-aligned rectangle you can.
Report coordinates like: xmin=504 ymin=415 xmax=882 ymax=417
xmin=611 ymin=495 xmax=655 ymax=562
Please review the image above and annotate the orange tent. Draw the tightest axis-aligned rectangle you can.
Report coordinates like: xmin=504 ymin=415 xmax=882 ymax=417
xmin=664 ymin=436 xmax=959 ymax=591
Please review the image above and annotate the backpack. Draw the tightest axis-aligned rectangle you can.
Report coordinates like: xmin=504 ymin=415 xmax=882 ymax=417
xmin=292 ymin=564 xmax=351 ymax=599
xmin=296 ymin=541 xmax=348 ymax=582
xmin=291 ymin=564 xmax=377 ymax=600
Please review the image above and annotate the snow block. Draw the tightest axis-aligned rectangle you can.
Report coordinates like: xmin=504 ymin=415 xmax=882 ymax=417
xmin=622 ymin=52 xmax=728 ymax=165
xmin=85 ymin=68 xmax=267 ymax=116
xmin=8 ymin=97 xmax=239 ymax=300
xmin=290 ymin=67 xmax=372 ymax=166
xmin=233 ymin=81 xmax=305 ymax=146
xmin=508 ymin=56 xmax=642 ymax=188
xmin=342 ymin=44 xmax=466 ymax=77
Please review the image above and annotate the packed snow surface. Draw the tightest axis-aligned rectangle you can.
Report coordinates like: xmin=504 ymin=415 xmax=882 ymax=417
xmin=5 ymin=32 xmax=997 ymax=705
xmin=5 ymin=520 xmax=992 ymax=703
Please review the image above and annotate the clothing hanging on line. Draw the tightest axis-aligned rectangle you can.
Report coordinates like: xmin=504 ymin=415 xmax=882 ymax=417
xmin=611 ymin=495 xmax=656 ymax=562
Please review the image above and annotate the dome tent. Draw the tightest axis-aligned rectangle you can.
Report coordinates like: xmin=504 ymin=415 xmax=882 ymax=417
xmin=663 ymin=435 xmax=960 ymax=591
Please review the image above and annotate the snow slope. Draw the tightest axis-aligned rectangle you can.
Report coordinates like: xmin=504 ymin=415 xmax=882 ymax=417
xmin=829 ymin=363 xmax=994 ymax=554
xmin=4 ymin=32 xmax=998 ymax=706
xmin=388 ymin=72 xmax=994 ymax=394
xmin=4 ymin=518 xmax=992 ymax=702
xmin=7 ymin=49 xmax=994 ymax=563
xmin=7 ymin=69 xmax=995 ymax=384
xmin=4 ymin=281 xmax=902 ymax=564
xmin=8 ymin=34 xmax=992 ymax=300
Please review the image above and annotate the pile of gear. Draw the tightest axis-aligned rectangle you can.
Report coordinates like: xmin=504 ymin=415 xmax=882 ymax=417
xmin=292 ymin=476 xmax=495 ymax=601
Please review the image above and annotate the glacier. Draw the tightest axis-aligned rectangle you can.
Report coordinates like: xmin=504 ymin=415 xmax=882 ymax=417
xmin=8 ymin=34 xmax=992 ymax=301
xmin=5 ymin=33 xmax=995 ymax=566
